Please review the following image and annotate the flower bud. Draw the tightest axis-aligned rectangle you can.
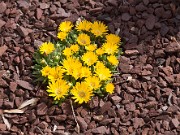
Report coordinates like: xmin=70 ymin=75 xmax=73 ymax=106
xmin=55 ymin=55 xmax=60 ymax=60
xmin=41 ymin=59 xmax=46 ymax=64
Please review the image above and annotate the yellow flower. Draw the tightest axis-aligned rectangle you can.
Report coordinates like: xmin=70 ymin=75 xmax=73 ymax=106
xmin=91 ymin=21 xmax=108 ymax=37
xmin=47 ymin=79 xmax=70 ymax=100
xmin=81 ymin=67 xmax=92 ymax=78
xmin=95 ymin=66 xmax=112 ymax=81
xmin=106 ymin=34 xmax=121 ymax=45
xmin=95 ymin=61 xmax=106 ymax=69
xmin=107 ymin=55 xmax=119 ymax=66
xmin=102 ymin=42 xmax=118 ymax=54
xmin=57 ymin=32 xmax=68 ymax=41
xmin=58 ymin=21 xmax=73 ymax=32
xmin=70 ymin=44 xmax=79 ymax=53
xmin=63 ymin=48 xmax=72 ymax=56
xmin=76 ymin=20 xmax=92 ymax=31
xmin=85 ymin=44 xmax=97 ymax=51
xmin=71 ymin=69 xmax=82 ymax=80
xmin=96 ymin=48 xmax=104 ymax=55
xmin=77 ymin=33 xmax=91 ymax=46
xmin=105 ymin=83 xmax=114 ymax=94
xmin=82 ymin=52 xmax=98 ymax=66
xmin=48 ymin=66 xmax=64 ymax=82
xmin=62 ymin=57 xmax=82 ymax=76
xmin=62 ymin=57 xmax=75 ymax=75
xmin=41 ymin=66 xmax=51 ymax=77
xmin=39 ymin=42 xmax=55 ymax=55
xmin=71 ymin=59 xmax=83 ymax=79
xmin=85 ymin=76 xmax=101 ymax=90
xmin=71 ymin=82 xmax=93 ymax=104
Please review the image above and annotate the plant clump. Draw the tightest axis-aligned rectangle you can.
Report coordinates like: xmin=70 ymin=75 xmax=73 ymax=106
xmin=33 ymin=19 xmax=123 ymax=105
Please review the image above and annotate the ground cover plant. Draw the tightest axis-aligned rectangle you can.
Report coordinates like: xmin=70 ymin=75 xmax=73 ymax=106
xmin=0 ymin=0 xmax=179 ymax=134
xmin=33 ymin=19 xmax=122 ymax=105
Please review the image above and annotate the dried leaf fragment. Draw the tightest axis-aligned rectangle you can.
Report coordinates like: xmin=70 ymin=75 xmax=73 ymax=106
xmin=18 ymin=98 xmax=39 ymax=109
xmin=1 ymin=114 xmax=11 ymax=130
xmin=3 ymin=109 xmax=24 ymax=114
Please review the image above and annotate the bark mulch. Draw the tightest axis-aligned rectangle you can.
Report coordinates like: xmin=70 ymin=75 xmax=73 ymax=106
xmin=0 ymin=0 xmax=180 ymax=134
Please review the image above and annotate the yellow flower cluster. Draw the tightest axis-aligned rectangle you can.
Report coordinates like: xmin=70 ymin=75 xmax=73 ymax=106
xmin=34 ymin=19 xmax=122 ymax=105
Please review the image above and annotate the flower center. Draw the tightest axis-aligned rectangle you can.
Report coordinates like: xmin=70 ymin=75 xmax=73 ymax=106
xmin=79 ymin=91 xmax=86 ymax=97
xmin=81 ymin=39 xmax=86 ymax=44
xmin=56 ymin=88 xmax=62 ymax=95
xmin=95 ymin=30 xmax=101 ymax=35
xmin=90 ymin=82 xmax=95 ymax=87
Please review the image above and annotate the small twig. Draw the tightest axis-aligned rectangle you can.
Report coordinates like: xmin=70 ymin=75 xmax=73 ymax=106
xmin=15 ymin=66 xmax=20 ymax=77
xmin=168 ymin=93 xmax=173 ymax=106
xmin=1 ymin=114 xmax=11 ymax=130
xmin=35 ymin=126 xmax=45 ymax=135
xmin=70 ymin=99 xmax=80 ymax=134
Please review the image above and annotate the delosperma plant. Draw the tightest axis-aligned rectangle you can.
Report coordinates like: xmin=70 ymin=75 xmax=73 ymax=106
xmin=33 ymin=19 xmax=123 ymax=105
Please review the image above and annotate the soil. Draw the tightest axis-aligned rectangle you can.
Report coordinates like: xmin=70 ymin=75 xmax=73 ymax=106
xmin=0 ymin=0 xmax=180 ymax=134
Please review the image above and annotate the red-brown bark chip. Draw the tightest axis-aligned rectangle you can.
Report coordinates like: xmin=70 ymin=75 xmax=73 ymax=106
xmin=145 ymin=15 xmax=156 ymax=30
xmin=0 ymin=19 xmax=6 ymax=29
xmin=36 ymin=8 xmax=43 ymax=20
xmin=0 ymin=2 xmax=6 ymax=13
xmin=0 ymin=124 xmax=7 ymax=131
xmin=165 ymin=42 xmax=180 ymax=53
xmin=16 ymin=80 xmax=34 ymax=90
xmin=0 ymin=46 xmax=8 ymax=57
xmin=91 ymin=126 xmax=107 ymax=134
xmin=9 ymin=82 xmax=17 ymax=92
xmin=77 ymin=116 xmax=88 ymax=132
xmin=16 ymin=26 xmax=29 ymax=37
xmin=170 ymin=118 xmax=180 ymax=129
xmin=36 ymin=102 xmax=48 ymax=116
xmin=98 ymin=101 xmax=112 ymax=114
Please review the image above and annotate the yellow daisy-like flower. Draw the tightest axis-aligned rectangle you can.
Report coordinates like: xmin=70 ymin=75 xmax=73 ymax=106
xmin=95 ymin=66 xmax=112 ymax=81
xmin=81 ymin=66 xmax=92 ymax=78
xmin=85 ymin=44 xmax=97 ymax=51
xmin=76 ymin=20 xmax=92 ymax=31
xmin=48 ymin=66 xmax=64 ymax=82
xmin=77 ymin=33 xmax=91 ymax=46
xmin=70 ymin=44 xmax=79 ymax=53
xmin=71 ymin=59 xmax=83 ymax=79
xmin=102 ymin=42 xmax=119 ymax=54
xmin=91 ymin=21 xmax=108 ymax=37
xmin=71 ymin=82 xmax=93 ymax=104
xmin=72 ymin=69 xmax=82 ymax=80
xmin=62 ymin=57 xmax=75 ymax=75
xmin=47 ymin=79 xmax=70 ymax=100
xmin=58 ymin=21 xmax=73 ymax=32
xmin=62 ymin=57 xmax=82 ymax=76
xmin=82 ymin=52 xmax=98 ymax=66
xmin=41 ymin=66 xmax=51 ymax=77
xmin=105 ymin=83 xmax=114 ymax=94
xmin=39 ymin=42 xmax=55 ymax=55
xmin=63 ymin=48 xmax=72 ymax=56
xmin=85 ymin=76 xmax=101 ymax=90
xmin=95 ymin=61 xmax=106 ymax=69
xmin=96 ymin=48 xmax=104 ymax=55
xmin=57 ymin=32 xmax=68 ymax=41
xmin=107 ymin=55 xmax=119 ymax=66
xmin=106 ymin=34 xmax=121 ymax=45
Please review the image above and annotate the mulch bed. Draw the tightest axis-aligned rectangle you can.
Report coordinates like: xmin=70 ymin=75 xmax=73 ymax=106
xmin=0 ymin=0 xmax=180 ymax=134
